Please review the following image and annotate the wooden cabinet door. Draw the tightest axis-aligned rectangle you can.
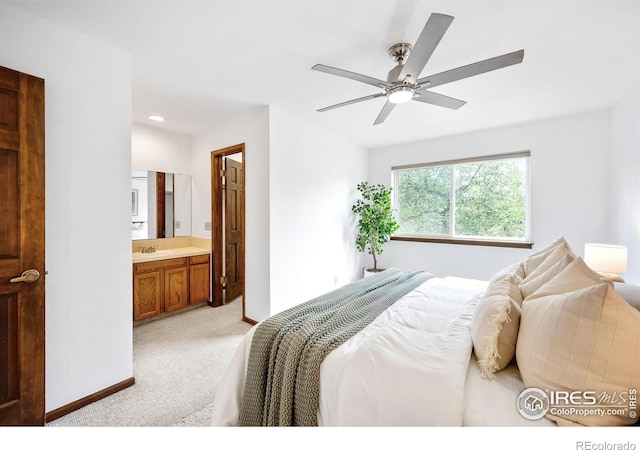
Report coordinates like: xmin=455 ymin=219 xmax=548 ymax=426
xmin=133 ymin=271 xmax=162 ymax=320
xmin=164 ymin=267 xmax=189 ymax=312
xmin=190 ymin=263 xmax=210 ymax=304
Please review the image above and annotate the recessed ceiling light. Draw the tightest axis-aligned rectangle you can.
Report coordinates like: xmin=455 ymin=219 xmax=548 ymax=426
xmin=148 ymin=115 xmax=165 ymax=122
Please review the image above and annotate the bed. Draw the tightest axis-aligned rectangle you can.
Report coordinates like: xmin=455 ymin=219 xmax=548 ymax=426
xmin=212 ymin=237 xmax=640 ymax=427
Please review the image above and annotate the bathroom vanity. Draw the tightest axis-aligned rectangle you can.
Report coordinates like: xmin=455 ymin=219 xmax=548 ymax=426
xmin=132 ymin=247 xmax=210 ymax=321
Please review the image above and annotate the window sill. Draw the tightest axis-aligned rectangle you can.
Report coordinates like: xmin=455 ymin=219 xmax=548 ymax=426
xmin=391 ymin=235 xmax=533 ymax=249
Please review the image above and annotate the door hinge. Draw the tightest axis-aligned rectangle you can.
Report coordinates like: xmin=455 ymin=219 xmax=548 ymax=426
xmin=220 ymin=276 xmax=227 ymax=285
xmin=220 ymin=169 xmax=226 ymax=177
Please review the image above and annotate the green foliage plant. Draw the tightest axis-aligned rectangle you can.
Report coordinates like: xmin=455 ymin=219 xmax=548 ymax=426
xmin=352 ymin=182 xmax=400 ymax=272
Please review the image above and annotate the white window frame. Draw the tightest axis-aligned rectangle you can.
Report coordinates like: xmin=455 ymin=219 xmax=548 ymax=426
xmin=391 ymin=151 xmax=532 ymax=248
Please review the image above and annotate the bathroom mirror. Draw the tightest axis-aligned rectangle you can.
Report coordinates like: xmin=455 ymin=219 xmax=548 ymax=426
xmin=131 ymin=169 xmax=192 ymax=240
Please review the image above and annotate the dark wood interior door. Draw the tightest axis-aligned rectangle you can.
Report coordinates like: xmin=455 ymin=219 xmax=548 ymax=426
xmin=224 ymin=158 xmax=244 ymax=302
xmin=0 ymin=66 xmax=46 ymax=425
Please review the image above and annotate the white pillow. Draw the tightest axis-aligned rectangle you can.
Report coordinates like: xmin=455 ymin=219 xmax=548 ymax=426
xmin=471 ymin=267 xmax=523 ymax=379
xmin=516 ymin=282 xmax=640 ymax=426
xmin=614 ymin=282 xmax=640 ymax=311
xmin=522 ymin=236 xmax=575 ymax=277
xmin=524 ymin=256 xmax=608 ymax=301
xmin=519 ymin=251 xmax=574 ymax=299
xmin=490 ymin=261 xmax=525 ymax=284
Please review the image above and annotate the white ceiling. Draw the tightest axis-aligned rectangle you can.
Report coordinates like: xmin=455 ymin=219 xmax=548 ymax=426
xmin=9 ymin=0 xmax=640 ymax=149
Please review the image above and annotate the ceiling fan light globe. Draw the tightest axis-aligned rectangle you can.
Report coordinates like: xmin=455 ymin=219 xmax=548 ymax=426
xmin=388 ymin=87 xmax=414 ymax=104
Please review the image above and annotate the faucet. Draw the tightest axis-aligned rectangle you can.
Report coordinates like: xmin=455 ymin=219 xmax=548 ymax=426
xmin=138 ymin=246 xmax=156 ymax=254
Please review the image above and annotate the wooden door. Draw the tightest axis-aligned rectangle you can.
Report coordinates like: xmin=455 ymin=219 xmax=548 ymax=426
xmin=0 ymin=66 xmax=46 ymax=425
xmin=224 ymin=158 xmax=244 ymax=302
xmin=211 ymin=144 xmax=244 ymax=308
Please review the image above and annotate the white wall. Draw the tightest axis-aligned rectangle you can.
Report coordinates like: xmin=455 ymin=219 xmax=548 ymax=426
xmin=368 ymin=110 xmax=611 ymax=281
xmin=132 ymin=123 xmax=192 ymax=174
xmin=190 ymin=107 xmax=271 ymax=321
xmin=189 ymin=106 xmax=367 ymax=321
xmin=0 ymin=4 xmax=133 ymax=412
xmin=610 ymin=78 xmax=640 ymax=284
xmin=268 ymin=106 xmax=368 ymax=314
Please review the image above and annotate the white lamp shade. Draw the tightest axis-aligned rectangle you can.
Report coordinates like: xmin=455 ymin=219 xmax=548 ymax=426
xmin=584 ymin=243 xmax=628 ymax=274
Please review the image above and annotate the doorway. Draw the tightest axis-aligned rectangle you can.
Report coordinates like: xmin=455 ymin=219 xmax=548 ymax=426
xmin=211 ymin=144 xmax=245 ymax=316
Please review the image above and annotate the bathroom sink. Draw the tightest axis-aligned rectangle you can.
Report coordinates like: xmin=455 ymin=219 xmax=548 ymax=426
xmin=133 ymin=249 xmax=174 ymax=259
xmin=149 ymin=249 xmax=173 ymax=255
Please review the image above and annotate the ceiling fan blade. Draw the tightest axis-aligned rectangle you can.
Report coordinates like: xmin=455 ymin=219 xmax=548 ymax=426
xmin=317 ymin=93 xmax=386 ymax=112
xmin=399 ymin=13 xmax=454 ymax=81
xmin=417 ymin=49 xmax=524 ymax=89
xmin=312 ymin=64 xmax=390 ymax=88
xmin=373 ymin=101 xmax=396 ymax=125
xmin=412 ymin=90 xmax=466 ymax=109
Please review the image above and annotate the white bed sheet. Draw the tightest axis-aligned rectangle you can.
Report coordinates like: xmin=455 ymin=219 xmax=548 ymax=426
xmin=317 ymin=276 xmax=486 ymax=426
xmin=463 ymin=353 xmax=556 ymax=427
xmin=212 ymin=275 xmax=535 ymax=427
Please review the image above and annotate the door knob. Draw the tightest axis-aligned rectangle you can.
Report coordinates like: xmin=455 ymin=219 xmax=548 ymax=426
xmin=10 ymin=269 xmax=41 ymax=283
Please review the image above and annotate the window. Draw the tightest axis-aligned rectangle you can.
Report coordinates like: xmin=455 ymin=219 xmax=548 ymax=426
xmin=392 ymin=151 xmax=531 ymax=248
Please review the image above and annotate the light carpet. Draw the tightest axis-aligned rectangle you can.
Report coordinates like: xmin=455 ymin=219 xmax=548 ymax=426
xmin=47 ymin=299 xmax=252 ymax=427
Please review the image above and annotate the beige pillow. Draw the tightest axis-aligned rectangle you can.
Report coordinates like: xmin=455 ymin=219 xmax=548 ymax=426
xmin=489 ymin=261 xmax=525 ymax=284
xmin=524 ymin=256 xmax=608 ymax=301
xmin=614 ymin=282 xmax=640 ymax=311
xmin=471 ymin=270 xmax=524 ymax=379
xmin=516 ymin=282 xmax=640 ymax=426
xmin=519 ymin=251 xmax=574 ymax=299
xmin=522 ymin=236 xmax=575 ymax=277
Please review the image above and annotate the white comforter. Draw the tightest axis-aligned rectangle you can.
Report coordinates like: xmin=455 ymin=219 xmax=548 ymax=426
xmin=212 ymin=276 xmax=488 ymax=426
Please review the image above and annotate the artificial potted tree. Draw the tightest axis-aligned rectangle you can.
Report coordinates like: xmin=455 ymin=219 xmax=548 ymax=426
xmin=352 ymin=181 xmax=400 ymax=277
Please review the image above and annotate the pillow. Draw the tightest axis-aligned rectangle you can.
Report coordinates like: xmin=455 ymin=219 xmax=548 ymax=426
xmin=516 ymin=282 xmax=640 ymax=426
xmin=471 ymin=269 xmax=524 ymax=379
xmin=519 ymin=248 xmax=575 ymax=299
xmin=614 ymin=282 xmax=640 ymax=311
xmin=522 ymin=236 xmax=575 ymax=277
xmin=489 ymin=261 xmax=525 ymax=284
xmin=524 ymin=256 xmax=609 ymax=302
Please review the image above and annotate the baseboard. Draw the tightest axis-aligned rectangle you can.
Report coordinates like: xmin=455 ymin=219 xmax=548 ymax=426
xmin=45 ymin=377 xmax=135 ymax=423
xmin=243 ymin=316 xmax=258 ymax=326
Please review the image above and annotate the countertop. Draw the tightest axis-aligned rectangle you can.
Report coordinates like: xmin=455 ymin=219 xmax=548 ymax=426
xmin=132 ymin=246 xmax=210 ymax=263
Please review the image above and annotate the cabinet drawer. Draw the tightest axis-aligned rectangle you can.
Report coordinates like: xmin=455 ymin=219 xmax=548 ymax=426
xmin=190 ymin=254 xmax=210 ymax=265
xmin=133 ymin=257 xmax=188 ymax=273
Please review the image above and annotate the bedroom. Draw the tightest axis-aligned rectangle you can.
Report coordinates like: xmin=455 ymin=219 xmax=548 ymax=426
xmin=0 ymin=0 xmax=639 ymax=443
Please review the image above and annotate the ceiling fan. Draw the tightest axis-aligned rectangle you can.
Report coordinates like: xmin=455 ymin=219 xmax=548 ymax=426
xmin=312 ymin=13 xmax=524 ymax=125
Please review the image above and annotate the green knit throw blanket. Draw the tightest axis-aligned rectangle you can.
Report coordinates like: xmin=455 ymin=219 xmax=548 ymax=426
xmin=238 ymin=268 xmax=432 ymax=426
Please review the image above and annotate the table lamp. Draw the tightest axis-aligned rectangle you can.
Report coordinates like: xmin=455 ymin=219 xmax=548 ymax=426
xmin=584 ymin=243 xmax=628 ymax=282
